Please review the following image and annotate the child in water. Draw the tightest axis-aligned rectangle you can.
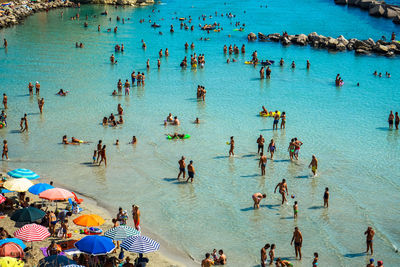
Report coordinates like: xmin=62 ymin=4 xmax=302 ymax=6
xmin=92 ymin=150 xmax=97 ymax=163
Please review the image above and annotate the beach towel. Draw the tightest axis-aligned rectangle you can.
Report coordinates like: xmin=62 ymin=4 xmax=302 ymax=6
xmin=40 ymin=247 xmax=66 ymax=257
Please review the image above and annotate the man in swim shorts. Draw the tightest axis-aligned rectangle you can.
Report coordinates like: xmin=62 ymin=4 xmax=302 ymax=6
xmin=309 ymin=155 xmax=318 ymax=176
xmin=252 ymin=192 xmax=266 ymax=209
xmin=229 ymin=136 xmax=235 ymax=157
xmin=273 ymin=112 xmax=279 ymax=130
xmin=186 ymin=160 xmax=195 ymax=183
xmin=259 ymin=153 xmax=267 ymax=176
xmin=274 ymin=179 xmax=288 ymax=205
xmin=177 ymin=156 xmax=186 ymax=180
xmin=291 ymin=227 xmax=303 ymax=260
xmin=323 ymin=187 xmax=329 ymax=208
xmin=364 ymin=226 xmax=375 ymax=255
xmin=293 ymin=138 xmax=303 ymax=160
xmin=388 ymin=111 xmax=394 ymax=129
xmin=257 ymin=134 xmax=265 ymax=154
xmin=260 ymin=244 xmax=270 ymax=267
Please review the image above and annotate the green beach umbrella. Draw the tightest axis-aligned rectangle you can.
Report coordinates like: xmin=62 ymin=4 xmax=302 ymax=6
xmin=11 ymin=207 xmax=46 ymax=223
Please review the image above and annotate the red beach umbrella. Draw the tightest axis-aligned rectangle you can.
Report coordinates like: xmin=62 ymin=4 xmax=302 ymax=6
xmin=39 ymin=188 xmax=74 ymax=200
xmin=14 ymin=223 xmax=50 ymax=242
xmin=0 ymin=242 xmax=24 ymax=259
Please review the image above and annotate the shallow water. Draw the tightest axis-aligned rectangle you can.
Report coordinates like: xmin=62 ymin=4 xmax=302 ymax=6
xmin=1 ymin=0 xmax=400 ymax=266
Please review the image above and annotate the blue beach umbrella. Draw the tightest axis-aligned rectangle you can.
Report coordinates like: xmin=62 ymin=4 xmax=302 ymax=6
xmin=0 ymin=238 xmax=26 ymax=250
xmin=38 ymin=255 xmax=76 ymax=267
xmin=8 ymin=169 xmax=40 ymax=180
xmin=74 ymin=236 xmax=115 ymax=255
xmin=121 ymin=235 xmax=160 ymax=254
xmin=0 ymin=188 xmax=12 ymax=194
xmin=28 ymin=183 xmax=54 ymax=195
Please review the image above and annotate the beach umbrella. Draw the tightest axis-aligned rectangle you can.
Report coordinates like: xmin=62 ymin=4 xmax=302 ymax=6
xmin=7 ymin=169 xmax=40 ymax=180
xmin=0 ymin=256 xmax=24 ymax=267
xmin=0 ymin=189 xmax=12 ymax=194
xmin=39 ymin=188 xmax=73 ymax=201
xmin=104 ymin=225 xmax=140 ymax=241
xmin=62 ymin=265 xmax=85 ymax=267
xmin=121 ymin=235 xmax=160 ymax=254
xmin=37 ymin=255 xmax=76 ymax=267
xmin=73 ymin=214 xmax=105 ymax=227
xmin=13 ymin=223 xmax=50 ymax=242
xmin=28 ymin=183 xmax=54 ymax=195
xmin=11 ymin=207 xmax=46 ymax=223
xmin=0 ymin=243 xmax=24 ymax=258
xmin=3 ymin=178 xmax=33 ymax=192
xmin=0 ymin=238 xmax=26 ymax=250
xmin=0 ymin=194 xmax=5 ymax=204
xmin=74 ymin=235 xmax=115 ymax=255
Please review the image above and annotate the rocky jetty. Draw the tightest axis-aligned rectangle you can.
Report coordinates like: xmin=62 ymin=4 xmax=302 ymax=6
xmin=333 ymin=0 xmax=400 ymax=25
xmin=0 ymin=0 xmax=154 ymax=30
xmin=251 ymin=32 xmax=400 ymax=57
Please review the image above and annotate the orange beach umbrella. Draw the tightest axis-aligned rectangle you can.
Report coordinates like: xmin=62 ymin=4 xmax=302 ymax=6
xmin=38 ymin=188 xmax=74 ymax=201
xmin=73 ymin=214 xmax=105 ymax=227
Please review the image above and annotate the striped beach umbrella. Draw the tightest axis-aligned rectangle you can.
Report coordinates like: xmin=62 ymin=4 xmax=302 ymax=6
xmin=104 ymin=226 xmax=140 ymax=241
xmin=7 ymin=169 xmax=40 ymax=180
xmin=3 ymin=178 xmax=33 ymax=192
xmin=121 ymin=235 xmax=160 ymax=254
xmin=39 ymin=188 xmax=73 ymax=201
xmin=28 ymin=183 xmax=54 ymax=195
xmin=13 ymin=224 xmax=50 ymax=242
xmin=74 ymin=236 xmax=115 ymax=255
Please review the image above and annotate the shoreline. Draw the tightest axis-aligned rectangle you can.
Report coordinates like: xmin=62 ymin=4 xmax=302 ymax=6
xmin=40 ymin=177 xmax=197 ymax=267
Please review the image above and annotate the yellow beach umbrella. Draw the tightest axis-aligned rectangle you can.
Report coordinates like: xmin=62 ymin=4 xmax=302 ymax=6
xmin=0 ymin=256 xmax=24 ymax=267
xmin=73 ymin=214 xmax=105 ymax=227
xmin=3 ymin=178 xmax=33 ymax=192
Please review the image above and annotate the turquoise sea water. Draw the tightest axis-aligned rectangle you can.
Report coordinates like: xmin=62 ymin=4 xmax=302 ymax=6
xmin=1 ymin=0 xmax=400 ymax=266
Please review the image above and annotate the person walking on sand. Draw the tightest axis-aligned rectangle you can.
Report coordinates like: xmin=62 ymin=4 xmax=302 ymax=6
xmin=365 ymin=226 xmax=375 ymax=255
xmin=259 ymin=153 xmax=267 ymax=176
xmin=252 ymin=192 xmax=266 ymax=209
xmin=274 ymin=179 xmax=288 ymax=205
xmin=229 ymin=136 xmax=235 ymax=157
xmin=291 ymin=227 xmax=303 ymax=260
xmin=257 ymin=134 xmax=265 ymax=154
xmin=309 ymin=155 xmax=318 ymax=176
xmin=186 ymin=160 xmax=195 ymax=183
xmin=177 ymin=156 xmax=186 ymax=180
xmin=38 ymin=98 xmax=44 ymax=113
xmin=323 ymin=187 xmax=329 ymax=208
xmin=2 ymin=140 xmax=8 ymax=160
xmin=260 ymin=244 xmax=270 ymax=267
xmin=98 ymin=145 xmax=107 ymax=166
xmin=2 ymin=94 xmax=7 ymax=109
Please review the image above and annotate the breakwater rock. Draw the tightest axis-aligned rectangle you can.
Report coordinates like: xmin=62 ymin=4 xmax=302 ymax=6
xmin=333 ymin=0 xmax=400 ymax=25
xmin=252 ymin=32 xmax=400 ymax=57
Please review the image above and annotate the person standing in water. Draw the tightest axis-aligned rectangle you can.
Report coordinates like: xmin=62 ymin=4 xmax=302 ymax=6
xmin=186 ymin=160 xmax=195 ymax=183
xmin=291 ymin=227 xmax=303 ymax=260
xmin=177 ymin=156 xmax=186 ymax=180
xmin=257 ymin=134 xmax=265 ymax=154
xmin=2 ymin=140 xmax=8 ymax=160
xmin=260 ymin=244 xmax=270 ymax=267
xmin=252 ymin=192 xmax=266 ymax=209
xmin=323 ymin=187 xmax=329 ymax=208
xmin=280 ymin=112 xmax=286 ymax=129
xmin=23 ymin=114 xmax=28 ymax=132
xmin=28 ymin=82 xmax=33 ymax=95
xmin=98 ymin=145 xmax=107 ymax=166
xmin=35 ymin=81 xmax=40 ymax=94
xmin=133 ymin=205 xmax=140 ymax=231
xmin=274 ymin=179 xmax=288 ymax=205
xmin=267 ymin=139 xmax=276 ymax=160
xmin=38 ymin=98 xmax=44 ymax=113
xmin=293 ymin=201 xmax=298 ymax=219
xmin=395 ymin=112 xmax=399 ymax=130
xmin=259 ymin=152 xmax=267 ymax=176
xmin=365 ymin=226 xmax=375 ymax=255
xmin=306 ymin=60 xmax=310 ymax=69
xmin=388 ymin=111 xmax=394 ymax=129
xmin=273 ymin=112 xmax=280 ymax=130
xmin=309 ymin=155 xmax=318 ymax=176
xmin=229 ymin=136 xmax=235 ymax=157
xmin=2 ymin=94 xmax=7 ymax=109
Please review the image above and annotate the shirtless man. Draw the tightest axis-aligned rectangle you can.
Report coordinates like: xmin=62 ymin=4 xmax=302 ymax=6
xmin=274 ymin=179 xmax=288 ymax=205
xmin=293 ymin=138 xmax=303 ymax=160
xmin=217 ymin=250 xmax=226 ymax=265
xmin=252 ymin=192 xmax=266 ymax=209
xmin=166 ymin=113 xmax=173 ymax=122
xmin=177 ymin=156 xmax=186 ymax=180
xmin=309 ymin=155 xmax=318 ymax=176
xmin=201 ymin=253 xmax=214 ymax=267
xmin=98 ymin=145 xmax=107 ymax=166
xmin=229 ymin=136 xmax=234 ymax=157
xmin=323 ymin=187 xmax=329 ymax=208
xmin=186 ymin=160 xmax=195 ymax=183
xmin=366 ymin=258 xmax=375 ymax=267
xmin=261 ymin=244 xmax=270 ymax=267
xmin=3 ymin=94 xmax=7 ymax=109
xmin=273 ymin=112 xmax=280 ymax=130
xmin=259 ymin=153 xmax=267 ymax=176
xmin=28 ymin=82 xmax=33 ymax=95
xmin=365 ymin=226 xmax=375 ymax=255
xmin=257 ymin=134 xmax=265 ymax=154
xmin=388 ymin=111 xmax=394 ymax=129
xmin=291 ymin=227 xmax=303 ymax=260
xmin=38 ymin=98 xmax=44 ymax=113
xmin=173 ymin=116 xmax=180 ymax=125
xmin=35 ymin=81 xmax=40 ymax=94
xmin=110 ymin=54 xmax=115 ymax=64
xmin=306 ymin=60 xmax=310 ymax=69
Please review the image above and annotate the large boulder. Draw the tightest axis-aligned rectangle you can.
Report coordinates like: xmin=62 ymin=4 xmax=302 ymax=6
xmin=373 ymin=44 xmax=389 ymax=53
xmin=383 ymin=6 xmax=400 ymax=18
xmin=335 ymin=0 xmax=347 ymax=4
xmin=393 ymin=15 xmax=400 ymax=24
xmin=336 ymin=43 xmax=347 ymax=51
xmin=364 ymin=38 xmax=376 ymax=47
xmin=258 ymin=32 xmax=268 ymax=41
xmin=337 ymin=35 xmax=349 ymax=46
xmin=348 ymin=0 xmax=358 ymax=5
xmin=295 ymin=34 xmax=308 ymax=45
xmin=369 ymin=4 xmax=385 ymax=16
xmin=247 ymin=32 xmax=257 ymax=41
xmin=308 ymin=32 xmax=319 ymax=42
xmin=355 ymin=48 xmax=370 ymax=54
xmin=267 ymin=33 xmax=281 ymax=42
xmin=328 ymin=37 xmax=339 ymax=48
xmin=281 ymin=37 xmax=291 ymax=46
xmin=356 ymin=0 xmax=376 ymax=9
